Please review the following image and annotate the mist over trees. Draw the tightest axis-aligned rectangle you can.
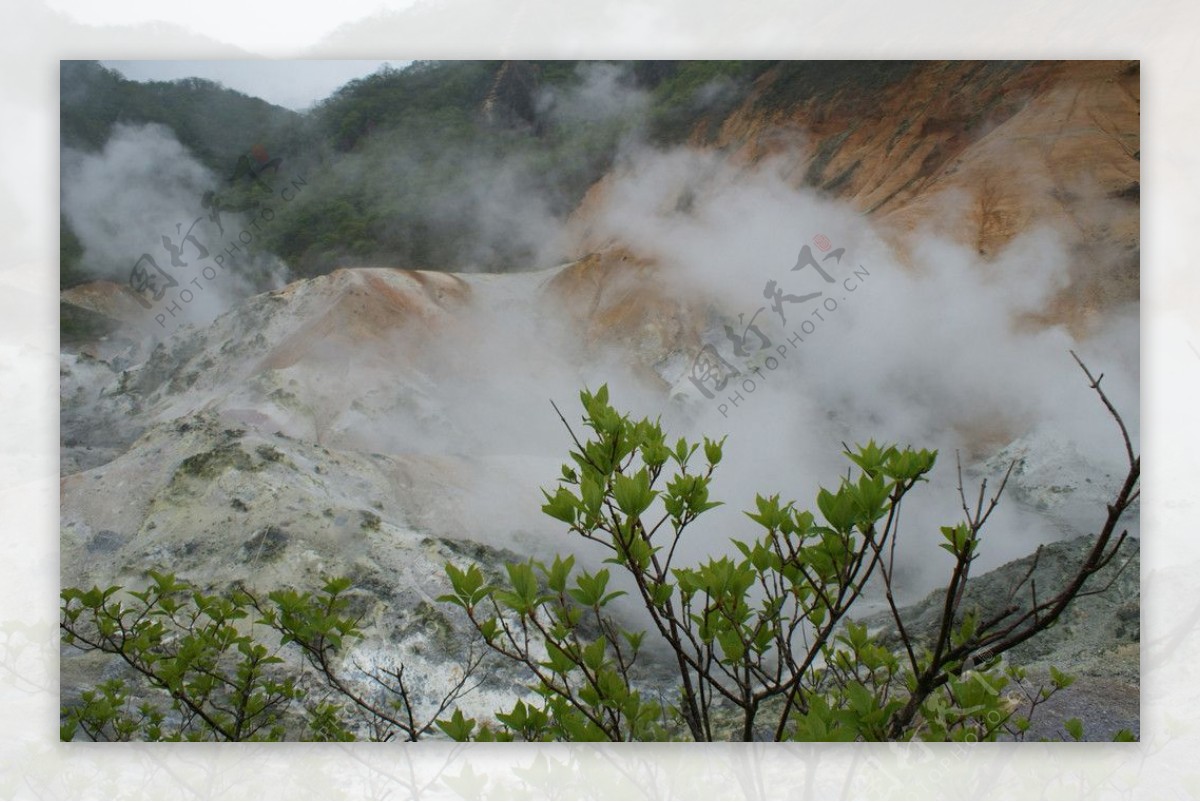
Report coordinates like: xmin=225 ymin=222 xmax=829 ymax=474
xmin=60 ymin=60 xmax=836 ymax=281
xmin=57 ymin=59 xmax=1142 ymax=744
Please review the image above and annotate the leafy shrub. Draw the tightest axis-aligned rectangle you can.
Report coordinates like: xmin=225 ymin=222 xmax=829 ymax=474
xmin=60 ymin=574 xmax=477 ymax=741
xmin=437 ymin=363 xmax=1137 ymax=741
xmin=62 ymin=358 xmax=1138 ymax=741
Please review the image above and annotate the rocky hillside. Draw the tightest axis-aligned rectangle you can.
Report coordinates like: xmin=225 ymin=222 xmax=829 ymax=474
xmin=60 ymin=262 xmax=1138 ymax=739
xmin=867 ymin=534 xmax=1139 ymax=740
xmin=59 ymin=60 xmax=1139 ymax=740
xmin=569 ymin=60 xmax=1138 ymax=337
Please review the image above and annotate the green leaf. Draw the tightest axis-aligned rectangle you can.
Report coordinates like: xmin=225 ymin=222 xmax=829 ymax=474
xmin=745 ymin=494 xmax=783 ymax=530
xmin=649 ymin=580 xmax=673 ymax=607
xmin=503 ymin=561 xmax=541 ymax=612
xmin=1064 ymin=718 xmax=1084 ymax=741
xmin=437 ymin=709 xmax=476 ymax=742
xmin=816 ymin=486 xmax=856 ymax=532
xmin=580 ymin=476 xmax=603 ymax=515
xmin=1049 ymin=666 xmax=1076 ymax=690
xmin=543 ymin=642 xmax=576 ymax=674
xmin=496 ymin=700 xmax=529 ymax=731
xmin=703 ymin=436 xmax=725 ymax=466
xmin=673 ymin=437 xmax=695 ymax=465
xmin=545 ymin=554 xmax=575 ymax=594
xmin=541 ymin=488 xmax=579 ymax=525
xmin=568 ymin=569 xmax=612 ymax=608
xmin=440 ymin=563 xmax=488 ymax=609
xmin=581 ymin=637 xmax=607 ymax=671
xmin=716 ymin=629 xmax=744 ymax=663
xmin=322 ymin=576 xmax=353 ymax=595
xmin=612 ymin=470 xmax=656 ymax=518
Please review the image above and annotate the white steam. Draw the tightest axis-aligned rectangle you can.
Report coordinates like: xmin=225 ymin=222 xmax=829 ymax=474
xmin=553 ymin=146 xmax=1138 ymax=591
xmin=61 ymin=123 xmax=290 ymax=332
xmin=328 ymin=144 xmax=1138 ymax=600
xmin=61 ymin=83 xmax=1139 ymax=606
xmin=536 ymin=62 xmax=650 ymax=128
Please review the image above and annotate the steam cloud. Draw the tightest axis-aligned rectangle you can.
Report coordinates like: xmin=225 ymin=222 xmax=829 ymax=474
xmin=61 ymin=70 xmax=1139 ymax=604
xmin=455 ymin=146 xmax=1136 ymax=598
xmin=61 ymin=123 xmax=290 ymax=332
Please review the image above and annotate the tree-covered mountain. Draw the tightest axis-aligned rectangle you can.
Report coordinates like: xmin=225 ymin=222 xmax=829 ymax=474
xmin=60 ymin=60 xmax=800 ymax=281
xmin=60 ymin=60 xmax=304 ymax=172
xmin=255 ymin=60 xmax=787 ymax=276
xmin=61 ymin=58 xmax=1139 ymax=323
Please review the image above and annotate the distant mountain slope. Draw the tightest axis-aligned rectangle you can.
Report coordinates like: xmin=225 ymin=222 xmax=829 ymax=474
xmin=62 ymin=60 xmax=1138 ymax=319
xmin=60 ymin=60 xmax=302 ymax=172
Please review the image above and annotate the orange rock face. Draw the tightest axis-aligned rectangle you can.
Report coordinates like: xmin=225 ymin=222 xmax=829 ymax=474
xmin=575 ymin=60 xmax=1139 ymax=338
xmin=542 ymin=248 xmax=710 ymax=387
xmin=253 ymin=268 xmax=471 ymax=373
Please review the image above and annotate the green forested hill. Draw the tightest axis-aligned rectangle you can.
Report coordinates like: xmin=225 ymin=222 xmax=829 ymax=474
xmin=61 ymin=60 xmax=304 ymax=172
xmin=58 ymin=60 xmax=891 ymax=283
xmin=278 ymin=61 xmax=793 ymax=276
